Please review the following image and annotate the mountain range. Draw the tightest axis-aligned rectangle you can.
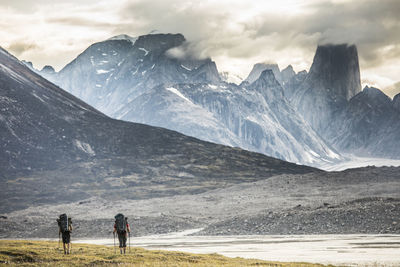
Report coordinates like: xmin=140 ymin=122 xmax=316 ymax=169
xmin=23 ymin=33 xmax=400 ymax=163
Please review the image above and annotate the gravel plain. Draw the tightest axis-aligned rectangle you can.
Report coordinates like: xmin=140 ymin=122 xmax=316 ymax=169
xmin=1 ymin=166 xmax=399 ymax=238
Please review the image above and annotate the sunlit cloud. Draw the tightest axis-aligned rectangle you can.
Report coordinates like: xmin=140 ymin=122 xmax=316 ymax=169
xmin=0 ymin=0 xmax=399 ymax=90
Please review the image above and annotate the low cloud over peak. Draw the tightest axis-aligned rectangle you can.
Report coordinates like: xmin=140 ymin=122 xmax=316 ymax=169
xmin=1 ymin=0 xmax=399 ymax=88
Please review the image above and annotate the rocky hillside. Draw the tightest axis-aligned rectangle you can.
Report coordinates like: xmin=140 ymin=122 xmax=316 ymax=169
xmin=200 ymin=197 xmax=400 ymax=235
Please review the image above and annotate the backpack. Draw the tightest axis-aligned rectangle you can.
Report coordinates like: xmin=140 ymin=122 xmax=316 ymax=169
xmin=115 ymin=213 xmax=127 ymax=233
xmin=57 ymin=214 xmax=70 ymax=233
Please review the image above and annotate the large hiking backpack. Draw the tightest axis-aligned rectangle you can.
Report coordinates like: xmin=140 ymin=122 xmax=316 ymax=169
xmin=115 ymin=213 xmax=127 ymax=233
xmin=58 ymin=214 xmax=69 ymax=233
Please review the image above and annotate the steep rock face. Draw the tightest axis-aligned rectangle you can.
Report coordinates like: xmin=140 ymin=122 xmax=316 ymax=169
xmin=280 ymin=65 xmax=296 ymax=85
xmin=159 ymin=70 xmax=341 ymax=164
xmin=307 ymin=44 xmax=361 ymax=101
xmin=113 ymin=84 xmax=243 ymax=147
xmin=0 ymin=46 xmax=319 ymax=212
xmin=250 ymin=70 xmax=285 ymax=100
xmin=327 ymin=87 xmax=400 ymax=158
xmin=290 ymin=44 xmax=361 ymax=135
xmin=244 ymin=63 xmax=282 ymax=84
xmin=283 ymin=70 xmax=307 ymax=100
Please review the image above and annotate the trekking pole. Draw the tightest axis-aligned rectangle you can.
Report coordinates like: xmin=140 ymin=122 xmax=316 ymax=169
xmin=128 ymin=232 xmax=130 ymax=253
xmin=113 ymin=232 xmax=116 ymax=254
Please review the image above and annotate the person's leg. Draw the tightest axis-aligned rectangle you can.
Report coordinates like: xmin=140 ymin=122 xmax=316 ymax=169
xmin=123 ymin=234 xmax=127 ymax=254
xmin=62 ymin=232 xmax=67 ymax=254
xmin=65 ymin=232 xmax=71 ymax=254
xmin=118 ymin=233 xmax=123 ymax=254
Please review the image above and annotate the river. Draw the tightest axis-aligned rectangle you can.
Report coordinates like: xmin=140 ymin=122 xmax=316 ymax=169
xmin=75 ymin=230 xmax=400 ymax=266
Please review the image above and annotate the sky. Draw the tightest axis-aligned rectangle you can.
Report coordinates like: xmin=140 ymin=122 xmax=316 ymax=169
xmin=1 ymin=0 xmax=399 ymax=95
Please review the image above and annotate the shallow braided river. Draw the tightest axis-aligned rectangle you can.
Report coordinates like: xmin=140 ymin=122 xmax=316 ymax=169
xmin=74 ymin=230 xmax=400 ymax=266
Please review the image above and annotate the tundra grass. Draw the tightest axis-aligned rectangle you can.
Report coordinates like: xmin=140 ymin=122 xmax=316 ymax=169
xmin=0 ymin=240 xmax=336 ymax=267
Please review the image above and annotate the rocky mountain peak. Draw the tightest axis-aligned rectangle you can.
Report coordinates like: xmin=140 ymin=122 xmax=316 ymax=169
xmin=134 ymin=33 xmax=185 ymax=54
xmin=190 ymin=59 xmax=221 ymax=83
xmin=245 ymin=63 xmax=282 ymax=84
xmin=354 ymin=86 xmax=392 ymax=109
xmin=249 ymin=69 xmax=284 ymax=99
xmin=41 ymin=65 xmax=55 ymax=74
xmin=256 ymin=69 xmax=279 ymax=86
xmin=308 ymin=44 xmax=361 ymax=101
xmin=281 ymin=65 xmax=296 ymax=84
xmin=21 ymin=60 xmax=34 ymax=69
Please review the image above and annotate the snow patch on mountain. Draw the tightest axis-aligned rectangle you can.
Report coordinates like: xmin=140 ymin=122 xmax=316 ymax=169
xmin=166 ymin=87 xmax=192 ymax=103
xmin=139 ymin=47 xmax=149 ymax=56
xmin=181 ymin=64 xmax=192 ymax=71
xmin=96 ymin=69 xmax=112 ymax=74
xmin=74 ymin=139 xmax=95 ymax=156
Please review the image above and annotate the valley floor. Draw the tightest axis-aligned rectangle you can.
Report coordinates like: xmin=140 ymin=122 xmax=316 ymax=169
xmin=1 ymin=167 xmax=399 ymax=239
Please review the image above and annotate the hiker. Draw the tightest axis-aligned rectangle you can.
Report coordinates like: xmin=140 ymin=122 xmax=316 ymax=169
xmin=57 ymin=214 xmax=73 ymax=254
xmin=113 ymin=213 xmax=131 ymax=254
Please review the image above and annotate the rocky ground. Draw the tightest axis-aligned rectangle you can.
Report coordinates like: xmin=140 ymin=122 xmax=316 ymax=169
xmin=1 ymin=166 xmax=399 ymax=238
xmin=0 ymin=215 xmax=201 ymax=239
xmin=198 ymin=197 xmax=400 ymax=235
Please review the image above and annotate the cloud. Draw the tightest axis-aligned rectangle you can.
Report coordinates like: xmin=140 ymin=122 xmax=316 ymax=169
xmin=383 ymin=82 xmax=400 ymax=99
xmin=7 ymin=42 xmax=38 ymax=56
xmin=165 ymin=41 xmax=209 ymax=60
xmin=45 ymin=16 xmax=116 ymax=29
xmin=114 ymin=0 xmax=400 ymax=81
xmin=0 ymin=0 xmax=399 ymax=88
